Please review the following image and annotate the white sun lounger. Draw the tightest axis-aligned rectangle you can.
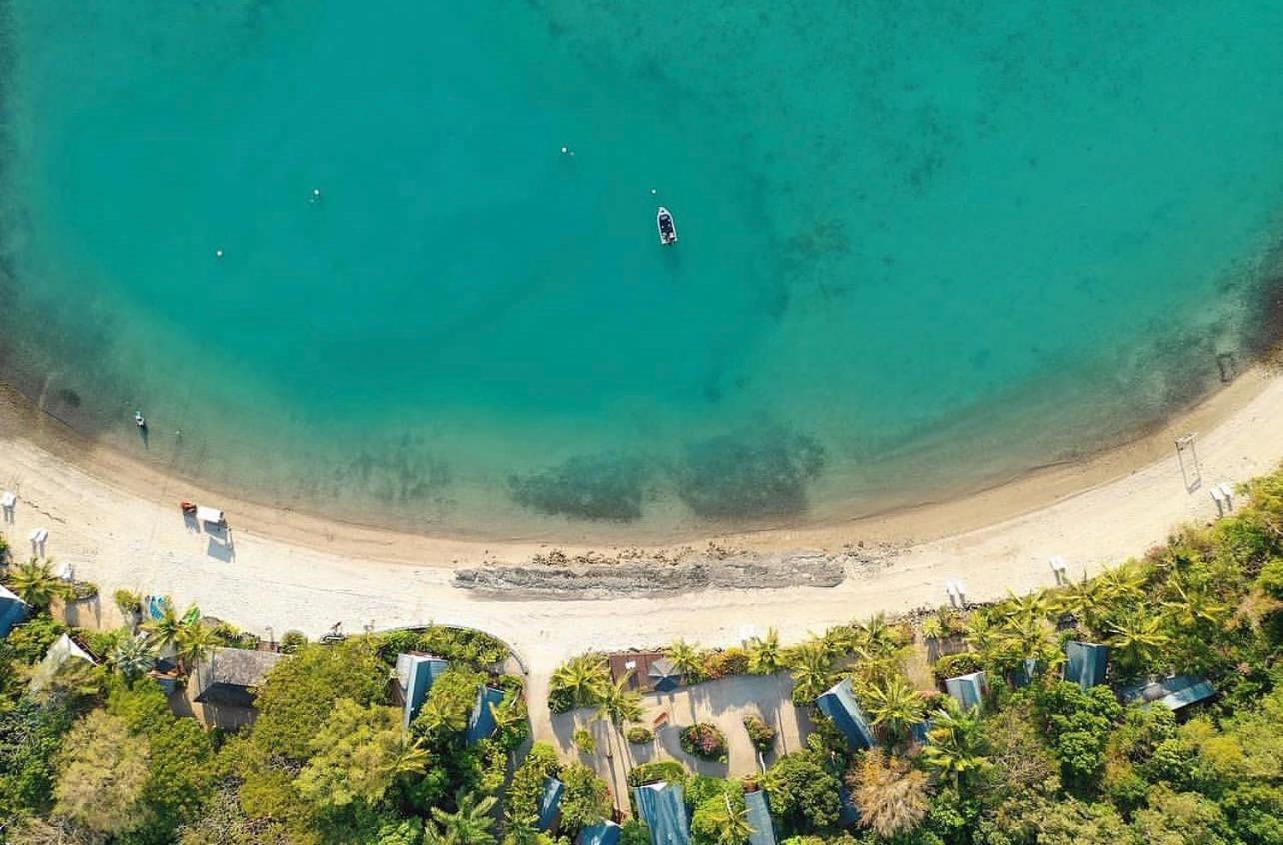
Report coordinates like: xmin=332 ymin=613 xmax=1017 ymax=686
xmin=1210 ymin=486 xmax=1226 ymax=508
xmin=53 ymin=560 xmax=73 ymax=582
xmin=0 ymin=491 xmax=15 ymax=509
xmin=29 ymin=528 xmax=48 ymax=544
xmin=195 ymin=506 xmax=225 ymax=526
xmin=1218 ymin=483 xmax=1234 ymax=507
xmin=1049 ymin=555 xmax=1068 ymax=574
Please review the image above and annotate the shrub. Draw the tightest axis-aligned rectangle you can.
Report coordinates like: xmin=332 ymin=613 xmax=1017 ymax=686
xmin=113 ymin=589 xmax=142 ymax=618
xmin=211 ymin=622 xmax=259 ymax=650
xmin=933 ymin=651 xmax=983 ymax=682
xmin=743 ymin=714 xmax=776 ymax=752
xmin=627 ymin=760 xmax=687 ymax=788
xmin=1257 ymin=558 xmax=1283 ymax=601
xmin=573 ymin=728 xmax=596 ymax=754
xmin=626 ymin=726 xmax=654 ymax=744
xmin=7 ymin=614 xmax=66 ymax=664
xmin=279 ymin=630 xmax=308 ymax=654
xmin=417 ymin=625 xmax=508 ymax=667
xmin=68 ymin=581 xmax=98 ymax=602
xmin=680 ymin=723 xmax=728 ymax=762
xmin=703 ymin=647 xmax=750 ymax=679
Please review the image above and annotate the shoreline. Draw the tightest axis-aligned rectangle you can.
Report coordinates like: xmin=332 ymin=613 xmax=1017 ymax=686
xmin=0 ymin=365 xmax=1276 ymax=566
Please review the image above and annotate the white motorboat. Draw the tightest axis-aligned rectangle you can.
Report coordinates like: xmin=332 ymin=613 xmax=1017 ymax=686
xmin=657 ymin=206 xmax=677 ymax=245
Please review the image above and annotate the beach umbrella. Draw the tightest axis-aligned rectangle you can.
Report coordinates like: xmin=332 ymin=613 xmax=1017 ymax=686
xmin=648 ymin=658 xmax=681 ymax=692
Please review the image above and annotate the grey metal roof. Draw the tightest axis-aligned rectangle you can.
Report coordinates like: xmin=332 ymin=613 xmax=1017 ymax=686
xmin=193 ymin=647 xmax=287 ymax=708
xmin=578 ymin=821 xmax=621 ymax=845
xmin=1064 ymin=641 xmax=1109 ymax=689
xmin=0 ymin=586 xmax=28 ymax=637
xmin=744 ymin=790 xmax=776 ymax=845
xmin=536 ymin=776 xmax=565 ymax=831
xmin=633 ymin=781 xmax=690 ymax=845
xmin=466 ymin=685 xmax=507 ymax=744
xmin=945 ymin=671 xmax=988 ymax=711
xmin=1120 ymin=675 xmax=1216 ymax=711
xmin=397 ymin=653 xmax=450 ymax=728
xmin=816 ymin=679 xmax=876 ymax=749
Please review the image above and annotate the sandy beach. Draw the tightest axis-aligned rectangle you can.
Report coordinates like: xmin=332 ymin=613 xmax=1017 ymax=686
xmin=3 ymin=366 xmax=1283 ymax=739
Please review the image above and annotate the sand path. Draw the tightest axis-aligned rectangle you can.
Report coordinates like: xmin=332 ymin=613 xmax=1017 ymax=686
xmin=2 ymin=369 xmax=1282 ymax=742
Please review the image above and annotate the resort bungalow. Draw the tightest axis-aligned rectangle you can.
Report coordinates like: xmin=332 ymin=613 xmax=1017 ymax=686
xmin=744 ymin=789 xmax=777 ymax=845
xmin=193 ymin=647 xmax=287 ymax=729
xmin=945 ymin=671 xmax=989 ymax=712
xmin=578 ymin=821 xmax=622 ymax=845
xmin=633 ymin=781 xmax=690 ymax=845
xmin=816 ymin=679 xmax=876 ymax=750
xmin=29 ymin=633 xmax=96 ymax=696
xmin=1120 ymin=675 xmax=1216 ymax=713
xmin=1064 ymin=641 xmax=1109 ymax=689
xmin=466 ymin=685 xmax=508 ymax=744
xmin=395 ymin=653 xmax=450 ymax=729
xmin=536 ymin=776 xmax=565 ymax=832
xmin=0 ymin=585 xmax=28 ymax=637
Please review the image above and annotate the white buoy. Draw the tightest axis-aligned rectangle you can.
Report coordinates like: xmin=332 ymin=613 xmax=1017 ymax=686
xmin=215 ymin=249 xmax=224 ymax=258
xmin=650 ymin=188 xmax=657 ymax=195
xmin=311 ymin=188 xmax=321 ymax=202
xmin=560 ymin=146 xmax=568 ymax=154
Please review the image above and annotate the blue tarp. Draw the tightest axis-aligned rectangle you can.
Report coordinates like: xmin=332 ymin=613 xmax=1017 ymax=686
xmin=0 ymin=586 xmax=28 ymax=638
xmin=816 ymin=679 xmax=876 ymax=749
xmin=633 ymin=782 xmax=690 ymax=845
xmin=466 ymin=685 xmax=507 ymax=744
xmin=579 ymin=821 xmax=621 ymax=845
xmin=398 ymin=654 xmax=450 ymax=728
xmin=1120 ymin=675 xmax=1216 ymax=711
xmin=744 ymin=790 xmax=776 ymax=845
xmin=1064 ymin=641 xmax=1109 ymax=689
xmin=536 ymin=776 xmax=565 ymax=831
xmin=945 ymin=671 xmax=988 ymax=711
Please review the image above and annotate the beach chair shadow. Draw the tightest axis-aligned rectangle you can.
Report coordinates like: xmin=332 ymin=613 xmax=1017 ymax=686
xmin=205 ymin=527 xmax=236 ymax=563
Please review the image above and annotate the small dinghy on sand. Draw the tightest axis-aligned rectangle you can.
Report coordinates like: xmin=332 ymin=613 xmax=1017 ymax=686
xmin=657 ymin=206 xmax=677 ymax=245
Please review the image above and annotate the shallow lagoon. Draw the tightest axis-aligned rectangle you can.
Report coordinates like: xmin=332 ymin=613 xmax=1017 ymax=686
xmin=2 ymin=2 xmax=1282 ymax=538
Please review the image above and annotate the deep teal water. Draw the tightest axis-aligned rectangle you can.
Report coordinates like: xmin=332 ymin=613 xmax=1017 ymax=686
xmin=2 ymin=1 xmax=1282 ymax=539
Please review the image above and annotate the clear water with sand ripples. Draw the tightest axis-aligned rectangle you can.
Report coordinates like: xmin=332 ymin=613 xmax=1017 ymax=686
xmin=3 ymin=1 xmax=1283 ymax=539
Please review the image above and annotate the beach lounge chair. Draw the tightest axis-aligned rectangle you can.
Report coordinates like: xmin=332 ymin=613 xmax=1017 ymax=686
xmin=1218 ymin=483 xmax=1234 ymax=509
xmin=1210 ymin=486 xmax=1226 ymax=515
xmin=0 ymin=491 xmax=15 ymax=509
xmin=52 ymin=561 xmax=73 ymax=582
xmin=29 ymin=528 xmax=48 ymax=545
xmin=955 ymin=579 xmax=968 ymax=603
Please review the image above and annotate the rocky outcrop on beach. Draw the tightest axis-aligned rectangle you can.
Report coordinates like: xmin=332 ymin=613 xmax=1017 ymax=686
xmin=453 ymin=545 xmax=890 ymax=599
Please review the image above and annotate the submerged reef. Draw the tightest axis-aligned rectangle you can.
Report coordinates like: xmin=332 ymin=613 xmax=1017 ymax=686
xmin=676 ymin=430 xmax=825 ymax=520
xmin=509 ymin=453 xmax=649 ymax=522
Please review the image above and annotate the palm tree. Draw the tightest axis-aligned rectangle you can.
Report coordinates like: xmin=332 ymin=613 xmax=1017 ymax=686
xmin=962 ymin=611 xmax=1002 ymax=665
xmin=1097 ymin=562 xmax=1146 ymax=603
xmin=597 ymin=673 xmax=643 ymax=729
xmin=849 ymin=753 xmax=929 ymax=839
xmin=111 ymin=636 xmax=156 ymax=682
xmin=1161 ymin=575 xmax=1229 ymax=631
xmin=1053 ymin=575 xmax=1113 ymax=634
xmin=175 ymin=621 xmax=219 ymax=677
xmin=1109 ymin=611 xmax=1169 ymax=674
xmin=429 ymin=790 xmax=499 ymax=845
xmin=550 ymin=654 xmax=610 ymax=709
xmin=489 ymin=692 xmax=526 ymax=739
xmin=666 ymin=639 xmax=705 ymax=683
xmin=704 ymin=794 xmax=755 ymax=845
xmin=141 ymin=600 xmax=185 ymax=650
xmin=997 ymin=589 xmax=1054 ymax=623
xmin=861 ymin=676 xmax=924 ymax=744
xmin=785 ymin=641 xmax=833 ymax=703
xmin=921 ymin=705 xmax=989 ymax=788
xmin=388 ymin=735 xmax=430 ymax=780
xmin=5 ymin=558 xmax=71 ymax=610
xmin=746 ymin=629 xmax=782 ymax=676
xmin=852 ymin=613 xmax=900 ymax=660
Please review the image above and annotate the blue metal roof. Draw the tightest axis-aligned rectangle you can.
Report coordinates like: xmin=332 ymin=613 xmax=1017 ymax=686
xmin=0 ymin=586 xmax=28 ymax=638
xmin=1064 ymin=641 xmax=1109 ymax=689
xmin=744 ymin=790 xmax=776 ymax=845
xmin=466 ymin=685 xmax=507 ymax=744
xmin=578 ymin=821 xmax=621 ymax=845
xmin=944 ymin=671 xmax=988 ymax=712
xmin=536 ymin=776 xmax=565 ymax=831
xmin=632 ymin=781 xmax=690 ymax=845
xmin=398 ymin=654 xmax=450 ymax=729
xmin=909 ymin=718 xmax=932 ymax=744
xmin=1009 ymin=657 xmax=1041 ymax=689
xmin=837 ymin=786 xmax=860 ymax=827
xmin=816 ymin=679 xmax=876 ymax=749
xmin=1120 ymin=675 xmax=1216 ymax=711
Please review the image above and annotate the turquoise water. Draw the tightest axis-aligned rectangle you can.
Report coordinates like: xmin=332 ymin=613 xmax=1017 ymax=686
xmin=2 ymin=1 xmax=1282 ymax=539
